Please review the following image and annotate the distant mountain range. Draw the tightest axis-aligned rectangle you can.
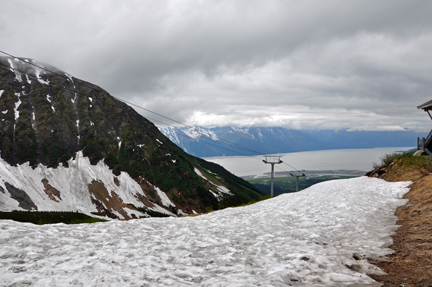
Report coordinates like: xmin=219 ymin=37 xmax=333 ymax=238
xmin=159 ymin=126 xmax=424 ymax=157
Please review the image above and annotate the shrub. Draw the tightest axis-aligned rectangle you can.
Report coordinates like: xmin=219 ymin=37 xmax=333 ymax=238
xmin=379 ymin=152 xmax=404 ymax=166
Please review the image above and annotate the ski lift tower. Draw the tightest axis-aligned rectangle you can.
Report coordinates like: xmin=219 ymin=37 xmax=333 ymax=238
xmin=263 ymin=156 xmax=283 ymax=197
xmin=290 ymin=171 xmax=306 ymax=192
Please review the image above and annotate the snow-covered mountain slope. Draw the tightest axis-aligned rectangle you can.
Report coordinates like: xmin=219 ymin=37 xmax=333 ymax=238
xmin=159 ymin=126 xmax=423 ymax=157
xmin=0 ymin=55 xmax=262 ymax=217
xmin=0 ymin=151 xmax=176 ymax=219
xmin=0 ymin=177 xmax=410 ymax=286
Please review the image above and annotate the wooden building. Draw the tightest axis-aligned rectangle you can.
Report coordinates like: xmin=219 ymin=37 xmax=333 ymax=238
xmin=417 ymin=99 xmax=432 ymax=151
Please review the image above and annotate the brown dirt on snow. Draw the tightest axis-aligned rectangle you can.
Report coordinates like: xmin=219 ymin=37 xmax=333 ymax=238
xmin=367 ymin=161 xmax=432 ymax=286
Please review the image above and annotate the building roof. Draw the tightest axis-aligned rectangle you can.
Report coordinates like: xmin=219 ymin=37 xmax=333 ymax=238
xmin=417 ymin=99 xmax=432 ymax=111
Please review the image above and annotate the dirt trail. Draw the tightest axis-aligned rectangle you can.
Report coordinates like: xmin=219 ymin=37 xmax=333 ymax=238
xmin=367 ymin=161 xmax=432 ymax=286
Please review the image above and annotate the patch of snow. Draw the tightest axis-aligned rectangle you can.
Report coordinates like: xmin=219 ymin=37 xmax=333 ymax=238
xmin=88 ymin=97 xmax=93 ymax=103
xmin=13 ymin=93 xmax=21 ymax=127
xmin=155 ymin=186 xmax=175 ymax=207
xmin=51 ymin=106 xmax=55 ymax=112
xmin=76 ymin=120 xmax=79 ymax=129
xmin=137 ymin=144 xmax=145 ymax=148
xmin=156 ymin=139 xmax=163 ymax=145
xmin=172 ymin=159 xmax=176 ymax=164
xmin=124 ymin=206 xmax=145 ymax=219
xmin=256 ymin=128 xmax=263 ymax=140
xmin=111 ymin=210 xmax=125 ymax=220
xmin=192 ymin=209 xmax=198 ymax=214
xmin=148 ymin=203 xmax=176 ymax=216
xmin=46 ymin=94 xmax=51 ymax=103
xmin=209 ymin=189 xmax=219 ymax=198
xmin=7 ymin=59 xmax=22 ymax=82
xmin=1 ymin=110 xmax=7 ymax=114
xmin=216 ymin=184 xmax=231 ymax=195
xmin=31 ymin=111 xmax=36 ymax=130
xmin=90 ymin=121 xmax=94 ymax=126
xmin=34 ymin=69 xmax=49 ymax=85
xmin=64 ymin=73 xmax=73 ymax=82
xmin=0 ymin=90 xmax=3 ymax=98
xmin=194 ymin=167 xmax=207 ymax=180
xmin=177 ymin=209 xmax=188 ymax=216
xmin=0 ymin=177 xmax=411 ymax=286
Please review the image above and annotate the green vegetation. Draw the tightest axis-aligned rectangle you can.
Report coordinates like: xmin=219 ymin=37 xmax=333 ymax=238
xmin=194 ymin=157 xmax=262 ymax=208
xmin=247 ymin=175 xmax=357 ymax=195
xmin=372 ymin=150 xmax=432 ymax=172
xmin=238 ymin=195 xmax=272 ymax=206
xmin=374 ymin=152 xmax=406 ymax=168
xmin=0 ymin=211 xmax=107 ymax=225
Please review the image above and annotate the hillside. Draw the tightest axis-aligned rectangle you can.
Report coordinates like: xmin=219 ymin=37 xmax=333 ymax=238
xmin=367 ymin=154 xmax=432 ymax=285
xmin=0 ymin=55 xmax=261 ymax=218
xmin=159 ymin=126 xmax=423 ymax=157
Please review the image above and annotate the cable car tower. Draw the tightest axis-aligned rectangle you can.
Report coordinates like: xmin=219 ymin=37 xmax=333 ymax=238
xmin=263 ymin=156 xmax=283 ymax=197
xmin=290 ymin=170 xmax=306 ymax=192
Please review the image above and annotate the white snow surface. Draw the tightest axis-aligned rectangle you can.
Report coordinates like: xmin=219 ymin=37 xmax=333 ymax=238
xmin=34 ymin=68 xmax=50 ymax=85
xmin=0 ymin=90 xmax=4 ymax=98
xmin=26 ymin=74 xmax=31 ymax=84
xmin=0 ymin=177 xmax=410 ymax=286
xmin=155 ymin=186 xmax=175 ymax=207
xmin=13 ymin=93 xmax=21 ymax=126
xmin=7 ymin=59 xmax=22 ymax=82
xmin=216 ymin=184 xmax=232 ymax=195
xmin=194 ymin=167 xmax=207 ymax=180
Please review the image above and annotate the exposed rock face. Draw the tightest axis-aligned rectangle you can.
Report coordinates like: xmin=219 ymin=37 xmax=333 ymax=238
xmin=0 ymin=56 xmax=261 ymax=218
xmin=413 ymin=150 xmax=428 ymax=156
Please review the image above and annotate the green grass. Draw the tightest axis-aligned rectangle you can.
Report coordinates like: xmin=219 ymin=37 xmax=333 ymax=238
xmin=247 ymin=175 xmax=357 ymax=195
xmin=0 ymin=211 xmax=108 ymax=225
xmin=372 ymin=150 xmax=432 ymax=172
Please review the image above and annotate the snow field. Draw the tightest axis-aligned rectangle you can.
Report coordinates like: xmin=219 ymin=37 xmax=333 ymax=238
xmin=0 ymin=177 xmax=410 ymax=286
xmin=0 ymin=152 xmax=173 ymax=217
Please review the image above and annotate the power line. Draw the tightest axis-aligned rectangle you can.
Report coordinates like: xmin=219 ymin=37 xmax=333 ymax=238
xmin=0 ymin=51 xmax=303 ymax=172
xmin=0 ymin=63 xmax=298 ymax=175
xmin=0 ymin=54 xmax=263 ymax=156
xmin=0 ymin=50 xmax=277 ymax=157
xmin=0 ymin=62 xmax=268 ymax=160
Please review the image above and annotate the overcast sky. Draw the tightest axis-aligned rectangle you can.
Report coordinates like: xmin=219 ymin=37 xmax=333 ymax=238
xmin=1 ymin=0 xmax=432 ymax=131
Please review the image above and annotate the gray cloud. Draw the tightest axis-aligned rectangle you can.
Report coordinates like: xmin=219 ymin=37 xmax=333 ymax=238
xmin=1 ymin=0 xmax=432 ymax=131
